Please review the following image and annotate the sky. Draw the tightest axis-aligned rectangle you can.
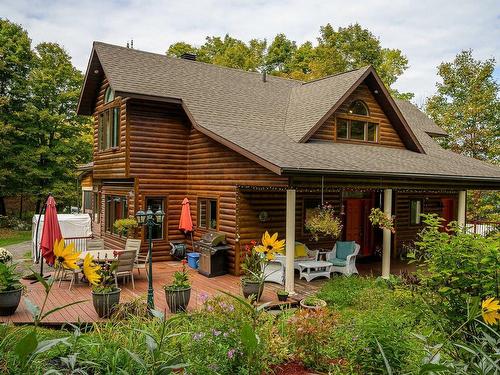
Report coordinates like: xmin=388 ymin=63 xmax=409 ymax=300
xmin=2 ymin=0 xmax=499 ymax=104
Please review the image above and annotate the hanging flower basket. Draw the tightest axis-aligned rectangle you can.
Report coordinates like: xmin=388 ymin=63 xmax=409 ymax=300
xmin=304 ymin=202 xmax=343 ymax=241
xmin=369 ymin=208 xmax=395 ymax=233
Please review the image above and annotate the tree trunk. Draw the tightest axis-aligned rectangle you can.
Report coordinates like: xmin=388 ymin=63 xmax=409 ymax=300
xmin=19 ymin=195 xmax=23 ymax=220
xmin=0 ymin=197 xmax=6 ymax=216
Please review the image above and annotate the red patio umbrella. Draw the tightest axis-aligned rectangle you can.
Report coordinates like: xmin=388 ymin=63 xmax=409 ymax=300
xmin=179 ymin=198 xmax=193 ymax=232
xmin=39 ymin=196 xmax=62 ymax=266
xmin=179 ymin=198 xmax=194 ymax=251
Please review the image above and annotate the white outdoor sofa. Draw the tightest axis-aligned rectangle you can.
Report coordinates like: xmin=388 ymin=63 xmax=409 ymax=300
xmin=263 ymin=243 xmax=319 ymax=285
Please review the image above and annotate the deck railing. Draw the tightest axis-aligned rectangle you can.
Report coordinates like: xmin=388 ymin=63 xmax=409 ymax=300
xmin=466 ymin=221 xmax=500 ymax=237
xmin=64 ymin=236 xmax=93 ymax=252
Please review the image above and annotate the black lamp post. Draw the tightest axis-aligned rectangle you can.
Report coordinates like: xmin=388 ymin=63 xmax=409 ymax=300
xmin=135 ymin=206 xmax=164 ymax=309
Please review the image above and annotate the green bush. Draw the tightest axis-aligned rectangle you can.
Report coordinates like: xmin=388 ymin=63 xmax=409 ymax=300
xmin=410 ymin=213 xmax=500 ymax=328
xmin=317 ymin=276 xmax=435 ymax=374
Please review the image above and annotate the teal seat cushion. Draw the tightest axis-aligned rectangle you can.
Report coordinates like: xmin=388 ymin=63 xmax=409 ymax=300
xmin=336 ymin=241 xmax=354 ymax=260
xmin=330 ymin=258 xmax=347 ymax=267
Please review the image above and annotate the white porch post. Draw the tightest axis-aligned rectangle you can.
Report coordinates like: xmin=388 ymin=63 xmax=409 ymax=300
xmin=285 ymin=189 xmax=296 ymax=294
xmin=457 ymin=190 xmax=467 ymax=229
xmin=382 ymin=188 xmax=393 ymax=279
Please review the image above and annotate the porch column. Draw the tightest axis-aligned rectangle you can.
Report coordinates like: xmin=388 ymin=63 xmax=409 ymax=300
xmin=457 ymin=190 xmax=466 ymax=228
xmin=285 ymin=189 xmax=296 ymax=294
xmin=382 ymin=188 xmax=392 ymax=279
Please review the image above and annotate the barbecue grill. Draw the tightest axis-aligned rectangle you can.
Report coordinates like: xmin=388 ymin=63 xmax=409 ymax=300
xmin=194 ymin=232 xmax=230 ymax=277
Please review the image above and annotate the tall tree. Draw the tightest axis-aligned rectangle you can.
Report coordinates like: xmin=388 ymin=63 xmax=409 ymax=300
xmin=0 ymin=19 xmax=33 ymax=215
xmin=18 ymin=42 xmax=92 ymax=211
xmin=166 ymin=23 xmax=412 ymax=98
xmin=425 ymin=50 xmax=500 ymax=220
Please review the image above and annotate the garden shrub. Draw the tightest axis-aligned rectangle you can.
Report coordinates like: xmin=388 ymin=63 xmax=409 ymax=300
xmin=410 ymin=213 xmax=500 ymax=329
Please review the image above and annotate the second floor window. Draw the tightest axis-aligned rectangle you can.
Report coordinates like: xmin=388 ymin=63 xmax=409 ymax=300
xmin=336 ymin=118 xmax=378 ymax=142
xmin=98 ymin=107 xmax=120 ymax=150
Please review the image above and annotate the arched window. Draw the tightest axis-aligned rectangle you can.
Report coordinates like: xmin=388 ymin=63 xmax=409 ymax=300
xmin=104 ymin=87 xmax=115 ymax=104
xmin=348 ymin=100 xmax=369 ymax=116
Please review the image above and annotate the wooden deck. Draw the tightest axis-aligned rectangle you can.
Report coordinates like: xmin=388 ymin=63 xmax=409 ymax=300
xmin=1 ymin=259 xmax=413 ymax=325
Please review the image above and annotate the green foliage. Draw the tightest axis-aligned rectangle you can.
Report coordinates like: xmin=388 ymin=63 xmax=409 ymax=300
xmin=92 ymin=260 xmax=119 ymax=293
xmin=410 ymin=213 xmax=500 ymax=327
xmin=164 ymin=260 xmax=190 ymax=290
xmin=166 ymin=23 xmax=412 ymax=97
xmin=369 ymin=207 xmax=395 ymax=233
xmin=240 ymin=242 xmax=264 ymax=282
xmin=113 ymin=217 xmax=138 ymax=237
xmin=304 ymin=202 xmax=343 ymax=241
xmin=0 ymin=19 xmax=92 ymax=212
xmin=0 ymin=261 xmax=21 ymax=291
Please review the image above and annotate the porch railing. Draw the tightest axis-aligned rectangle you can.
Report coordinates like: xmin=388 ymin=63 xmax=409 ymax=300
xmin=466 ymin=221 xmax=500 ymax=237
xmin=64 ymin=236 xmax=93 ymax=252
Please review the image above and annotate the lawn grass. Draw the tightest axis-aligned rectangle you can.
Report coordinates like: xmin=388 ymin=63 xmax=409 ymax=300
xmin=0 ymin=228 xmax=31 ymax=247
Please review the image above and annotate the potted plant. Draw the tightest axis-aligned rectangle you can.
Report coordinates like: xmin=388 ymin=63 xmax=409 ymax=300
xmin=304 ymin=202 xmax=343 ymax=242
xmin=369 ymin=208 xmax=396 ymax=233
xmin=241 ymin=232 xmax=285 ymax=302
xmin=0 ymin=262 xmax=24 ymax=316
xmin=82 ymin=253 xmax=121 ymax=318
xmin=113 ymin=217 xmax=139 ymax=238
xmin=277 ymin=289 xmax=289 ymax=302
xmin=164 ymin=259 xmax=191 ymax=313
xmin=300 ymin=296 xmax=327 ymax=310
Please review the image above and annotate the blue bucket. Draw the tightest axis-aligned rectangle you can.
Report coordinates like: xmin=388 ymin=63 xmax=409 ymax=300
xmin=187 ymin=252 xmax=200 ymax=269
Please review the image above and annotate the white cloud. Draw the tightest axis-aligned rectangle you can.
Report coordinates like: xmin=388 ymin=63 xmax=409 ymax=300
xmin=1 ymin=0 xmax=499 ymax=100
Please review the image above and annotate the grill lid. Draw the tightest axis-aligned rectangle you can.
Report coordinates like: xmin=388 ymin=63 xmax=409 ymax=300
xmin=199 ymin=232 xmax=226 ymax=246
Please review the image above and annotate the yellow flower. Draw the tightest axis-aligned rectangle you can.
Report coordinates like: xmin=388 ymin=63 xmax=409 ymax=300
xmin=482 ymin=297 xmax=500 ymax=325
xmin=255 ymin=231 xmax=285 ymax=260
xmin=53 ymin=239 xmax=80 ymax=270
xmin=82 ymin=253 xmax=101 ymax=286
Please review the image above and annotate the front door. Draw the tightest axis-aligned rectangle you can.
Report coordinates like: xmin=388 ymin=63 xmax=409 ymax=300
xmin=345 ymin=198 xmax=373 ymax=256
xmin=441 ymin=198 xmax=455 ymax=230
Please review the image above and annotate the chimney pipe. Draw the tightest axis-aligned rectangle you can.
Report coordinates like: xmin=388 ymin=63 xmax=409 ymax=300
xmin=262 ymin=70 xmax=267 ymax=83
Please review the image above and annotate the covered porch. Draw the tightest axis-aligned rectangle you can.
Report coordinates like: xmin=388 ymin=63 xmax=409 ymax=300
xmin=237 ymin=180 xmax=466 ymax=294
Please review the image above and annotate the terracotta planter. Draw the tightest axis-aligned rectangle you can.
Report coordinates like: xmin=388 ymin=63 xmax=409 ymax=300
xmin=92 ymin=288 xmax=121 ymax=318
xmin=165 ymin=287 xmax=191 ymax=313
xmin=0 ymin=287 xmax=23 ymax=316
xmin=241 ymin=279 xmax=264 ymax=301
xmin=299 ymin=298 xmax=327 ymax=310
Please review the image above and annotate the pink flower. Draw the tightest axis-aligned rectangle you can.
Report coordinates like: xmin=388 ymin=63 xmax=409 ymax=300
xmin=227 ymin=348 xmax=236 ymax=359
xmin=199 ymin=291 xmax=209 ymax=303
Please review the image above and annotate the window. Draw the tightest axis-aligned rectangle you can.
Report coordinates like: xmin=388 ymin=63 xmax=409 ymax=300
xmin=104 ymin=87 xmax=115 ymax=104
xmin=198 ymin=198 xmax=217 ymax=230
xmin=93 ymin=192 xmax=100 ymax=223
xmin=146 ymin=197 xmax=164 ymax=240
xmin=83 ymin=190 xmax=92 ymax=211
xmin=410 ymin=199 xmax=422 ymax=225
xmin=335 ymin=117 xmax=379 ymax=142
xmin=105 ymin=195 xmax=128 ymax=233
xmin=98 ymin=107 xmax=120 ymax=150
xmin=348 ymin=100 xmax=369 ymax=116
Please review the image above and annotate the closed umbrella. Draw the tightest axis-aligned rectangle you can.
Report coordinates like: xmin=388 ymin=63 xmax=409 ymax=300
xmin=179 ymin=198 xmax=194 ymax=251
xmin=39 ymin=196 xmax=62 ymax=266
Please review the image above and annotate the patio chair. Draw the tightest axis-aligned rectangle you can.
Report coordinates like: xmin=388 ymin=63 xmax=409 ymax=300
xmin=57 ymin=266 xmax=82 ymax=291
xmin=86 ymin=238 xmax=105 ymax=254
xmin=326 ymin=241 xmax=360 ymax=276
xmin=123 ymin=239 xmax=145 ymax=275
xmin=113 ymin=250 xmax=136 ymax=289
xmin=274 ymin=242 xmax=319 ymax=271
xmin=263 ymin=260 xmax=285 ymax=285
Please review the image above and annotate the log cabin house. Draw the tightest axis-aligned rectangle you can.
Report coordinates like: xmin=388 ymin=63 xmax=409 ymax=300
xmin=76 ymin=42 xmax=500 ymax=280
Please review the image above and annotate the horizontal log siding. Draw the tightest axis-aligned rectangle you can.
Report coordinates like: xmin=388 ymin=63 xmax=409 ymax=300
xmin=187 ymin=128 xmax=288 ymax=274
xmin=237 ymin=190 xmax=341 ymax=274
xmin=129 ymin=101 xmax=189 ymax=262
xmin=92 ymin=79 xmax=128 ymax=179
xmin=394 ymin=191 xmax=458 ymax=253
xmin=310 ymin=83 xmax=406 ymax=149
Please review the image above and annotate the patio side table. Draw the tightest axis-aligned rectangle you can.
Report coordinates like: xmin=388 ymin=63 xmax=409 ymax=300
xmin=297 ymin=260 xmax=333 ymax=282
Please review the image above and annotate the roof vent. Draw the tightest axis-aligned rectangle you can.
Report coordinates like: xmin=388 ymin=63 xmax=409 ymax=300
xmin=180 ymin=52 xmax=197 ymax=61
xmin=262 ymin=70 xmax=267 ymax=83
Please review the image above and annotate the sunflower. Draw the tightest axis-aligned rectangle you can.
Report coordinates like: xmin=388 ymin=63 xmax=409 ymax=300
xmin=53 ymin=239 xmax=81 ymax=270
xmin=255 ymin=231 xmax=285 ymax=261
xmin=82 ymin=253 xmax=101 ymax=286
xmin=481 ymin=297 xmax=500 ymax=325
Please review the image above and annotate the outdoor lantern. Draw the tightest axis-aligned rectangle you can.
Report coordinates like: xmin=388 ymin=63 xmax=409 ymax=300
xmin=146 ymin=207 xmax=154 ymax=221
xmin=155 ymin=209 xmax=164 ymax=223
xmin=135 ymin=210 xmax=146 ymax=224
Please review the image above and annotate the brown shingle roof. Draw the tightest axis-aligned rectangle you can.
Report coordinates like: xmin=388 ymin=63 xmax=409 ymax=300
xmin=78 ymin=42 xmax=500 ymax=184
